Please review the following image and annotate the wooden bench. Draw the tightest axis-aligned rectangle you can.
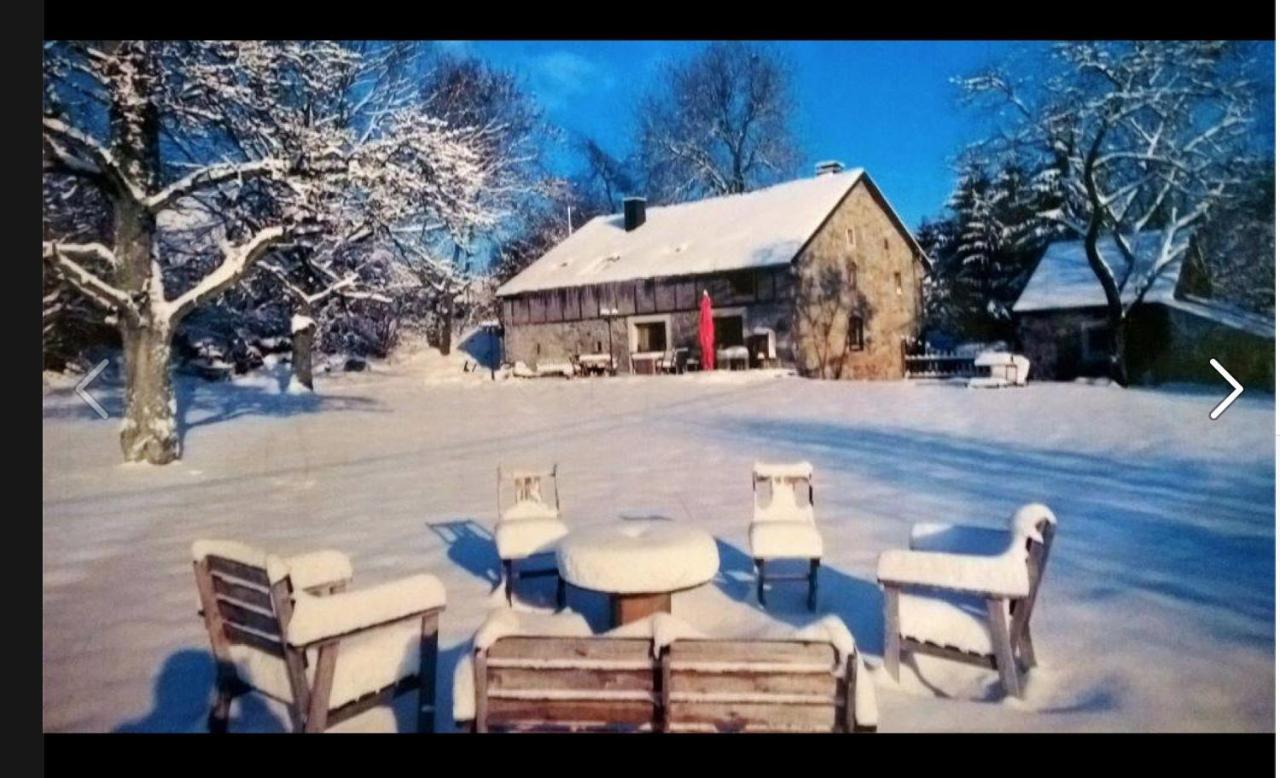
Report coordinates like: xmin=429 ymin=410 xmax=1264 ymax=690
xmin=466 ymin=633 xmax=873 ymax=733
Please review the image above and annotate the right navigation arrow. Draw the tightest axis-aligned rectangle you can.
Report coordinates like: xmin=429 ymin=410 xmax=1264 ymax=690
xmin=1208 ymin=358 xmax=1243 ymax=420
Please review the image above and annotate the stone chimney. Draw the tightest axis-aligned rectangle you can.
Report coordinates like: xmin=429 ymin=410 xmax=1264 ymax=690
xmin=623 ymin=197 xmax=647 ymax=231
xmin=815 ymin=160 xmax=845 ymax=176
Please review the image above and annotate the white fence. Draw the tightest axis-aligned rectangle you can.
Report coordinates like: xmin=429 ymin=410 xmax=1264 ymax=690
xmin=904 ymin=348 xmax=980 ymax=379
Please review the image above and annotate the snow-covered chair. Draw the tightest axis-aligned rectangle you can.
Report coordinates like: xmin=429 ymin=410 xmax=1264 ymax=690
xmin=495 ymin=465 xmax=569 ymax=606
xmin=656 ymin=348 xmax=687 ymax=374
xmin=749 ymin=462 xmax=823 ymax=611
xmin=191 ymin=539 xmax=446 ymax=732
xmin=876 ymin=503 xmax=1058 ymax=699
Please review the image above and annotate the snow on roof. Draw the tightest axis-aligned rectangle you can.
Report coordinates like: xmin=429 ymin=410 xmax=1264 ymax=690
xmin=497 ymin=170 xmax=868 ymax=297
xmin=1014 ymin=232 xmax=1275 ymax=339
xmin=1164 ymin=295 xmax=1275 ymax=340
xmin=1013 ymin=231 xmax=1185 ymax=313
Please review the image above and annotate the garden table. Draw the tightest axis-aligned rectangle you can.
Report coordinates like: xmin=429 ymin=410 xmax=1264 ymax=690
xmin=556 ymin=521 xmax=719 ymax=627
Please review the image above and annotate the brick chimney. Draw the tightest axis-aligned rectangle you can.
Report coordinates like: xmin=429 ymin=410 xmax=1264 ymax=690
xmin=623 ymin=197 xmax=646 ymax=231
xmin=815 ymin=160 xmax=845 ymax=176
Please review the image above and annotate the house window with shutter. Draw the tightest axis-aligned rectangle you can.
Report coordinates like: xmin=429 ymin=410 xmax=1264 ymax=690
xmin=848 ymin=313 xmax=865 ymax=351
xmin=633 ymin=321 xmax=668 ymax=353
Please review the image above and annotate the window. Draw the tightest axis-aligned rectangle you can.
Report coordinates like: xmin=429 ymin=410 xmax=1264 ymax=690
xmin=634 ymin=321 xmax=668 ymax=353
xmin=714 ymin=315 xmax=745 ymax=347
xmin=847 ymin=260 xmax=858 ymax=290
xmin=894 ymin=272 xmax=903 ymax=296
xmin=848 ymin=314 xmax=865 ymax=351
xmin=847 ymin=227 xmax=857 ymax=248
xmin=883 ymin=237 xmax=889 ymax=251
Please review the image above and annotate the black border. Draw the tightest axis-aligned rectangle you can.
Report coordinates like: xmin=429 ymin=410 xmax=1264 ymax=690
xmin=41 ymin=731 xmax=1278 ymax=773
xmin=41 ymin=1 xmax=1279 ymax=42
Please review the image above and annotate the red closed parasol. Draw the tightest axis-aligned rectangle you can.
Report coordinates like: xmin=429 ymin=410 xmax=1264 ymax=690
xmin=698 ymin=290 xmax=715 ymax=371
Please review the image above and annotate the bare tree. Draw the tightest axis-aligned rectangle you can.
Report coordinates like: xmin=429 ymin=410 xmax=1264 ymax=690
xmin=575 ymin=137 xmax=637 ymax=214
xmin=1195 ymin=156 xmax=1275 ymax=315
xmin=959 ymin=41 xmax=1261 ymax=384
xmin=397 ymin=52 xmax=556 ymax=355
xmin=256 ymin=248 xmax=390 ymax=390
xmin=636 ymin=41 xmax=802 ymax=204
xmin=43 ymin=41 xmax=499 ymax=463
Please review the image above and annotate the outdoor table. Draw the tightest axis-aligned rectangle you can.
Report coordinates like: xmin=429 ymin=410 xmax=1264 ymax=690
xmin=556 ymin=520 xmax=720 ymax=627
xmin=716 ymin=345 xmax=750 ymax=370
xmin=577 ymin=353 xmax=615 ymax=376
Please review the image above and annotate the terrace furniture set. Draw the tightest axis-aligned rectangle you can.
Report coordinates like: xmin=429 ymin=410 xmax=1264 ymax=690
xmin=191 ymin=464 xmax=1057 ymax=733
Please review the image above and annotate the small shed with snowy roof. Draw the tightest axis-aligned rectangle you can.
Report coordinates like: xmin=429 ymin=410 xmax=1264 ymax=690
xmin=1013 ymin=233 xmax=1274 ymax=387
xmin=496 ymin=165 xmax=929 ymax=379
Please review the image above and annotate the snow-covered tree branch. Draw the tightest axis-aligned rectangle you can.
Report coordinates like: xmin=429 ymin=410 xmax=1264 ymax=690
xmin=43 ymin=40 xmax=502 ymax=463
xmin=954 ymin=40 xmax=1261 ymax=385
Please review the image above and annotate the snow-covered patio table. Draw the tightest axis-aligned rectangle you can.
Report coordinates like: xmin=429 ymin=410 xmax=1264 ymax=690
xmin=556 ymin=521 xmax=720 ymax=627
xmin=716 ymin=345 xmax=750 ymax=370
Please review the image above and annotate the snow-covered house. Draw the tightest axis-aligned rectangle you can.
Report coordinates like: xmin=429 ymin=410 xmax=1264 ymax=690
xmin=1013 ymin=233 xmax=1275 ymax=387
xmin=495 ymin=164 xmax=929 ymax=379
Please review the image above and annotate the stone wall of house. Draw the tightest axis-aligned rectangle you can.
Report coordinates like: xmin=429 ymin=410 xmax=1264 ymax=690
xmin=1015 ymin=309 xmax=1111 ymax=380
xmin=501 ymin=317 xmax=618 ymax=366
xmin=792 ymin=179 xmax=924 ymax=379
xmin=1015 ymin=304 xmax=1274 ymax=388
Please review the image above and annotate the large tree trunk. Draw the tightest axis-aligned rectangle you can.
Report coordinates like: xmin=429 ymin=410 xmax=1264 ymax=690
xmin=1110 ymin=317 xmax=1131 ymax=387
xmin=439 ymin=291 xmax=454 ymax=356
xmin=119 ymin=321 xmax=181 ymax=464
xmin=291 ymin=306 xmax=316 ymax=392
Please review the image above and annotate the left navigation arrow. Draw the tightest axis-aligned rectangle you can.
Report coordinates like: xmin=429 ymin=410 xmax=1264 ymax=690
xmin=76 ymin=359 xmax=110 ymax=419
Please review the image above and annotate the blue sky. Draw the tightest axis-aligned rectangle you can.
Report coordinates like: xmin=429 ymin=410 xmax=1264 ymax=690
xmin=438 ymin=40 xmax=1276 ymax=228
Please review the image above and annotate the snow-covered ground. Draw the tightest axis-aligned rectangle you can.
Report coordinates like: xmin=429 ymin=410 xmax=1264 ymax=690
xmin=43 ymin=355 xmax=1275 ymax=732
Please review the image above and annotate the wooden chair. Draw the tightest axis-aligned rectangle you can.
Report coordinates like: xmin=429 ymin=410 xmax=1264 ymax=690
xmin=192 ymin=540 xmax=446 ymax=732
xmin=876 ymin=503 xmax=1058 ymax=699
xmin=749 ymin=462 xmax=823 ymax=611
xmin=655 ymin=348 xmax=688 ymax=374
xmin=495 ymin=466 xmax=569 ymax=607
